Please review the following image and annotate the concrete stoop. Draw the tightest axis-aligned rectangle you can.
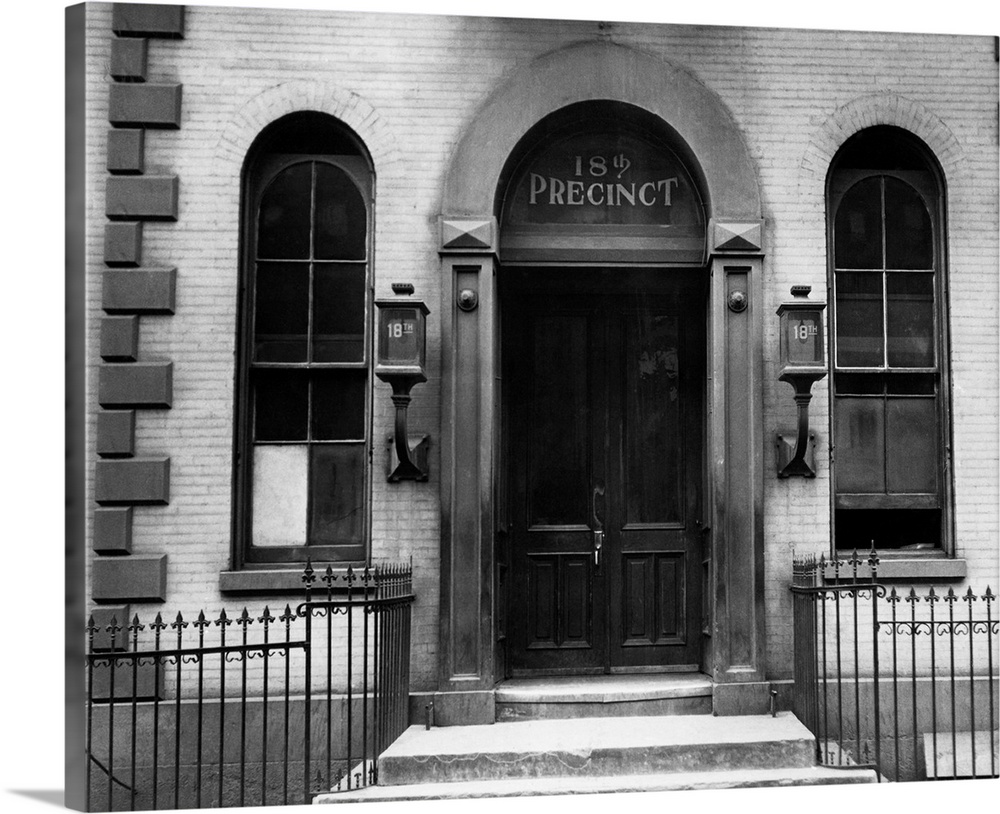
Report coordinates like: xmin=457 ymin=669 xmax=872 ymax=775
xmin=495 ymin=673 xmax=714 ymax=721
xmin=314 ymin=713 xmax=877 ymax=803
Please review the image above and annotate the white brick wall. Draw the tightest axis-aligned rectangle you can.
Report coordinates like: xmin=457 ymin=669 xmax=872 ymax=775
xmin=84 ymin=3 xmax=999 ymax=688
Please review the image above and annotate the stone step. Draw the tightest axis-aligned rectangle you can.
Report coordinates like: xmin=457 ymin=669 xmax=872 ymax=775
xmin=375 ymin=712 xmax=818 ymax=786
xmin=317 ymin=764 xmax=876 ymax=803
xmin=495 ymin=673 xmax=713 ymax=721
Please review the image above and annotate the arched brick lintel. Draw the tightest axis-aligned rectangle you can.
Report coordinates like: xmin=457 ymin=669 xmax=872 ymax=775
xmin=441 ymin=40 xmax=762 ymax=221
xmin=213 ymin=80 xmax=402 ymax=185
xmin=798 ymin=92 xmax=965 ymax=201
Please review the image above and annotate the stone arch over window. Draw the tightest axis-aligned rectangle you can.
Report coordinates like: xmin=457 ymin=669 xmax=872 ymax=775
xmin=210 ymin=83 xmax=401 ymax=274
xmin=799 ymin=92 xmax=964 ymax=209
xmin=215 ymin=81 xmax=402 ymax=191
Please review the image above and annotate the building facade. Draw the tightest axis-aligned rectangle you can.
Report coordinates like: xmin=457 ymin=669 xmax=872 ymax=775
xmin=81 ymin=2 xmax=998 ymax=727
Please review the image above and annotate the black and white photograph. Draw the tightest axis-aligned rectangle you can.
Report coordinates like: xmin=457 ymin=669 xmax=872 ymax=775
xmin=7 ymin=1 xmax=1000 ymax=812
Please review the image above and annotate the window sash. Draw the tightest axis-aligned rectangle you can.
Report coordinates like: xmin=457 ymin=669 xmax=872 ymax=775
xmin=238 ymin=151 xmax=373 ymax=564
xmin=828 ymin=159 xmax=948 ymax=552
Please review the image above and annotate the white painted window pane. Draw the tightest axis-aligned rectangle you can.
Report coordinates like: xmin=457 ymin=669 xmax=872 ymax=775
xmin=252 ymin=445 xmax=308 ymax=547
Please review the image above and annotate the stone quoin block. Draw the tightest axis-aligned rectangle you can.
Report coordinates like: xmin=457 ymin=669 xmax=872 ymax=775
xmin=103 ymin=221 xmax=143 ymax=267
xmin=112 ymin=3 xmax=185 ymax=39
xmin=98 ymin=362 xmax=173 ymax=408
xmin=102 ymin=268 xmax=176 ymax=314
xmin=108 ymin=83 xmax=182 ymax=129
xmin=97 ymin=410 xmax=137 ymax=458
xmin=93 ymin=507 xmax=134 ymax=555
xmin=106 ymin=176 xmax=179 ymax=221
xmin=101 ymin=268 xmax=177 ymax=314
xmin=99 ymin=316 xmax=139 ymax=361
xmin=106 ymin=128 xmax=145 ymax=174
xmin=91 ymin=554 xmax=168 ymax=603
xmin=109 ymin=37 xmax=148 ymax=80
xmin=88 ymin=605 xmax=132 ymax=651
xmin=95 ymin=458 xmax=170 ymax=505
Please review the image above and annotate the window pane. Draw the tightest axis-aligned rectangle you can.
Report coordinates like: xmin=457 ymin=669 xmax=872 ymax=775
xmin=254 ymin=371 xmax=308 ymax=441
xmin=528 ymin=314 xmax=589 ymax=526
xmin=252 ymin=445 xmax=308 ymax=547
xmin=886 ymin=373 xmax=935 ymax=396
xmin=887 ymin=272 xmax=934 ymax=367
xmin=314 ymin=164 xmax=367 ymax=260
xmin=313 ymin=263 xmax=366 ymax=362
xmin=836 ymin=272 xmax=884 ymax=367
xmin=254 ymin=261 xmax=309 ymax=362
xmin=835 ymin=373 xmax=885 ymax=396
xmin=836 ymin=508 xmax=941 ymax=550
xmin=886 ymin=397 xmax=938 ymax=493
xmin=834 ymin=177 xmax=883 ymax=269
xmin=884 ymin=177 xmax=932 ymax=269
xmin=834 ymin=397 xmax=885 ymax=494
xmin=312 ymin=371 xmax=367 ymax=440
xmin=309 ymin=444 xmax=365 ymax=546
xmin=257 ymin=162 xmax=312 ymax=260
xmin=625 ymin=312 xmax=681 ymax=524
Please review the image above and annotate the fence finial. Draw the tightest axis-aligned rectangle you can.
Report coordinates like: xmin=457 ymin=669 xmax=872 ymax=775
xmin=238 ymin=607 xmax=252 ymax=630
xmin=867 ymin=543 xmax=878 ymax=580
xmin=194 ymin=609 xmax=210 ymax=630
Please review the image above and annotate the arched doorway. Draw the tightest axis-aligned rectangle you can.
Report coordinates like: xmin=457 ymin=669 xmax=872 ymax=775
xmin=437 ymin=42 xmax=766 ymax=717
xmin=496 ymin=103 xmax=708 ymax=675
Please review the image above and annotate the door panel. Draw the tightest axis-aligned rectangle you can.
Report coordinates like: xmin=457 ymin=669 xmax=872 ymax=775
xmin=622 ymin=312 xmax=684 ymax=526
xmin=526 ymin=314 xmax=590 ymax=527
xmin=505 ymin=271 xmax=703 ymax=675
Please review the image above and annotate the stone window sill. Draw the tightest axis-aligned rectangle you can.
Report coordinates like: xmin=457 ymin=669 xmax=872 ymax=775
xmin=823 ymin=557 xmax=967 ymax=583
xmin=219 ymin=567 xmax=365 ymax=595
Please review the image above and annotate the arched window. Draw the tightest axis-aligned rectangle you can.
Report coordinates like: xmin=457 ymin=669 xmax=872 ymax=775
xmin=234 ymin=113 xmax=372 ymax=566
xmin=828 ymin=126 xmax=950 ymax=552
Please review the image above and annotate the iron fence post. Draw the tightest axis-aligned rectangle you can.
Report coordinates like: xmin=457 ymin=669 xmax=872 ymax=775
xmin=868 ymin=547 xmax=881 ymax=781
xmin=303 ymin=561 xmax=315 ymax=806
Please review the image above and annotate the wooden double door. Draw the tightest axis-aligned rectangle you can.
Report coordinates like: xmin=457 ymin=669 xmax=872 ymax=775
xmin=503 ymin=270 xmax=705 ymax=674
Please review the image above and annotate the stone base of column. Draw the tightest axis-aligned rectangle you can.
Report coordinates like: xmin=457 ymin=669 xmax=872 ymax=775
xmin=409 ymin=690 xmax=497 ymax=727
xmin=713 ymin=680 xmax=784 ymax=717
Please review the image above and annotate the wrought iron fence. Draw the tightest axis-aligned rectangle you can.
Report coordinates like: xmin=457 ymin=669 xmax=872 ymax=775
xmin=85 ymin=562 xmax=414 ymax=811
xmin=792 ymin=550 xmax=998 ymax=782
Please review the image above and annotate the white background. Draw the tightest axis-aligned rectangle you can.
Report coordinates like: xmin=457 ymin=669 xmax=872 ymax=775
xmin=2 ymin=1 xmax=997 ymax=813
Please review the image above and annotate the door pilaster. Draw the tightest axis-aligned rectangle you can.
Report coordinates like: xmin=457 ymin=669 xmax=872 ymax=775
xmin=437 ymin=218 xmax=498 ymax=710
xmin=708 ymin=219 xmax=768 ymax=710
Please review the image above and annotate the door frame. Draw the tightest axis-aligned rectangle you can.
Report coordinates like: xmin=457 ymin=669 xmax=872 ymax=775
xmin=499 ymin=269 xmax=707 ymax=677
xmin=435 ymin=42 xmax=766 ymax=718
